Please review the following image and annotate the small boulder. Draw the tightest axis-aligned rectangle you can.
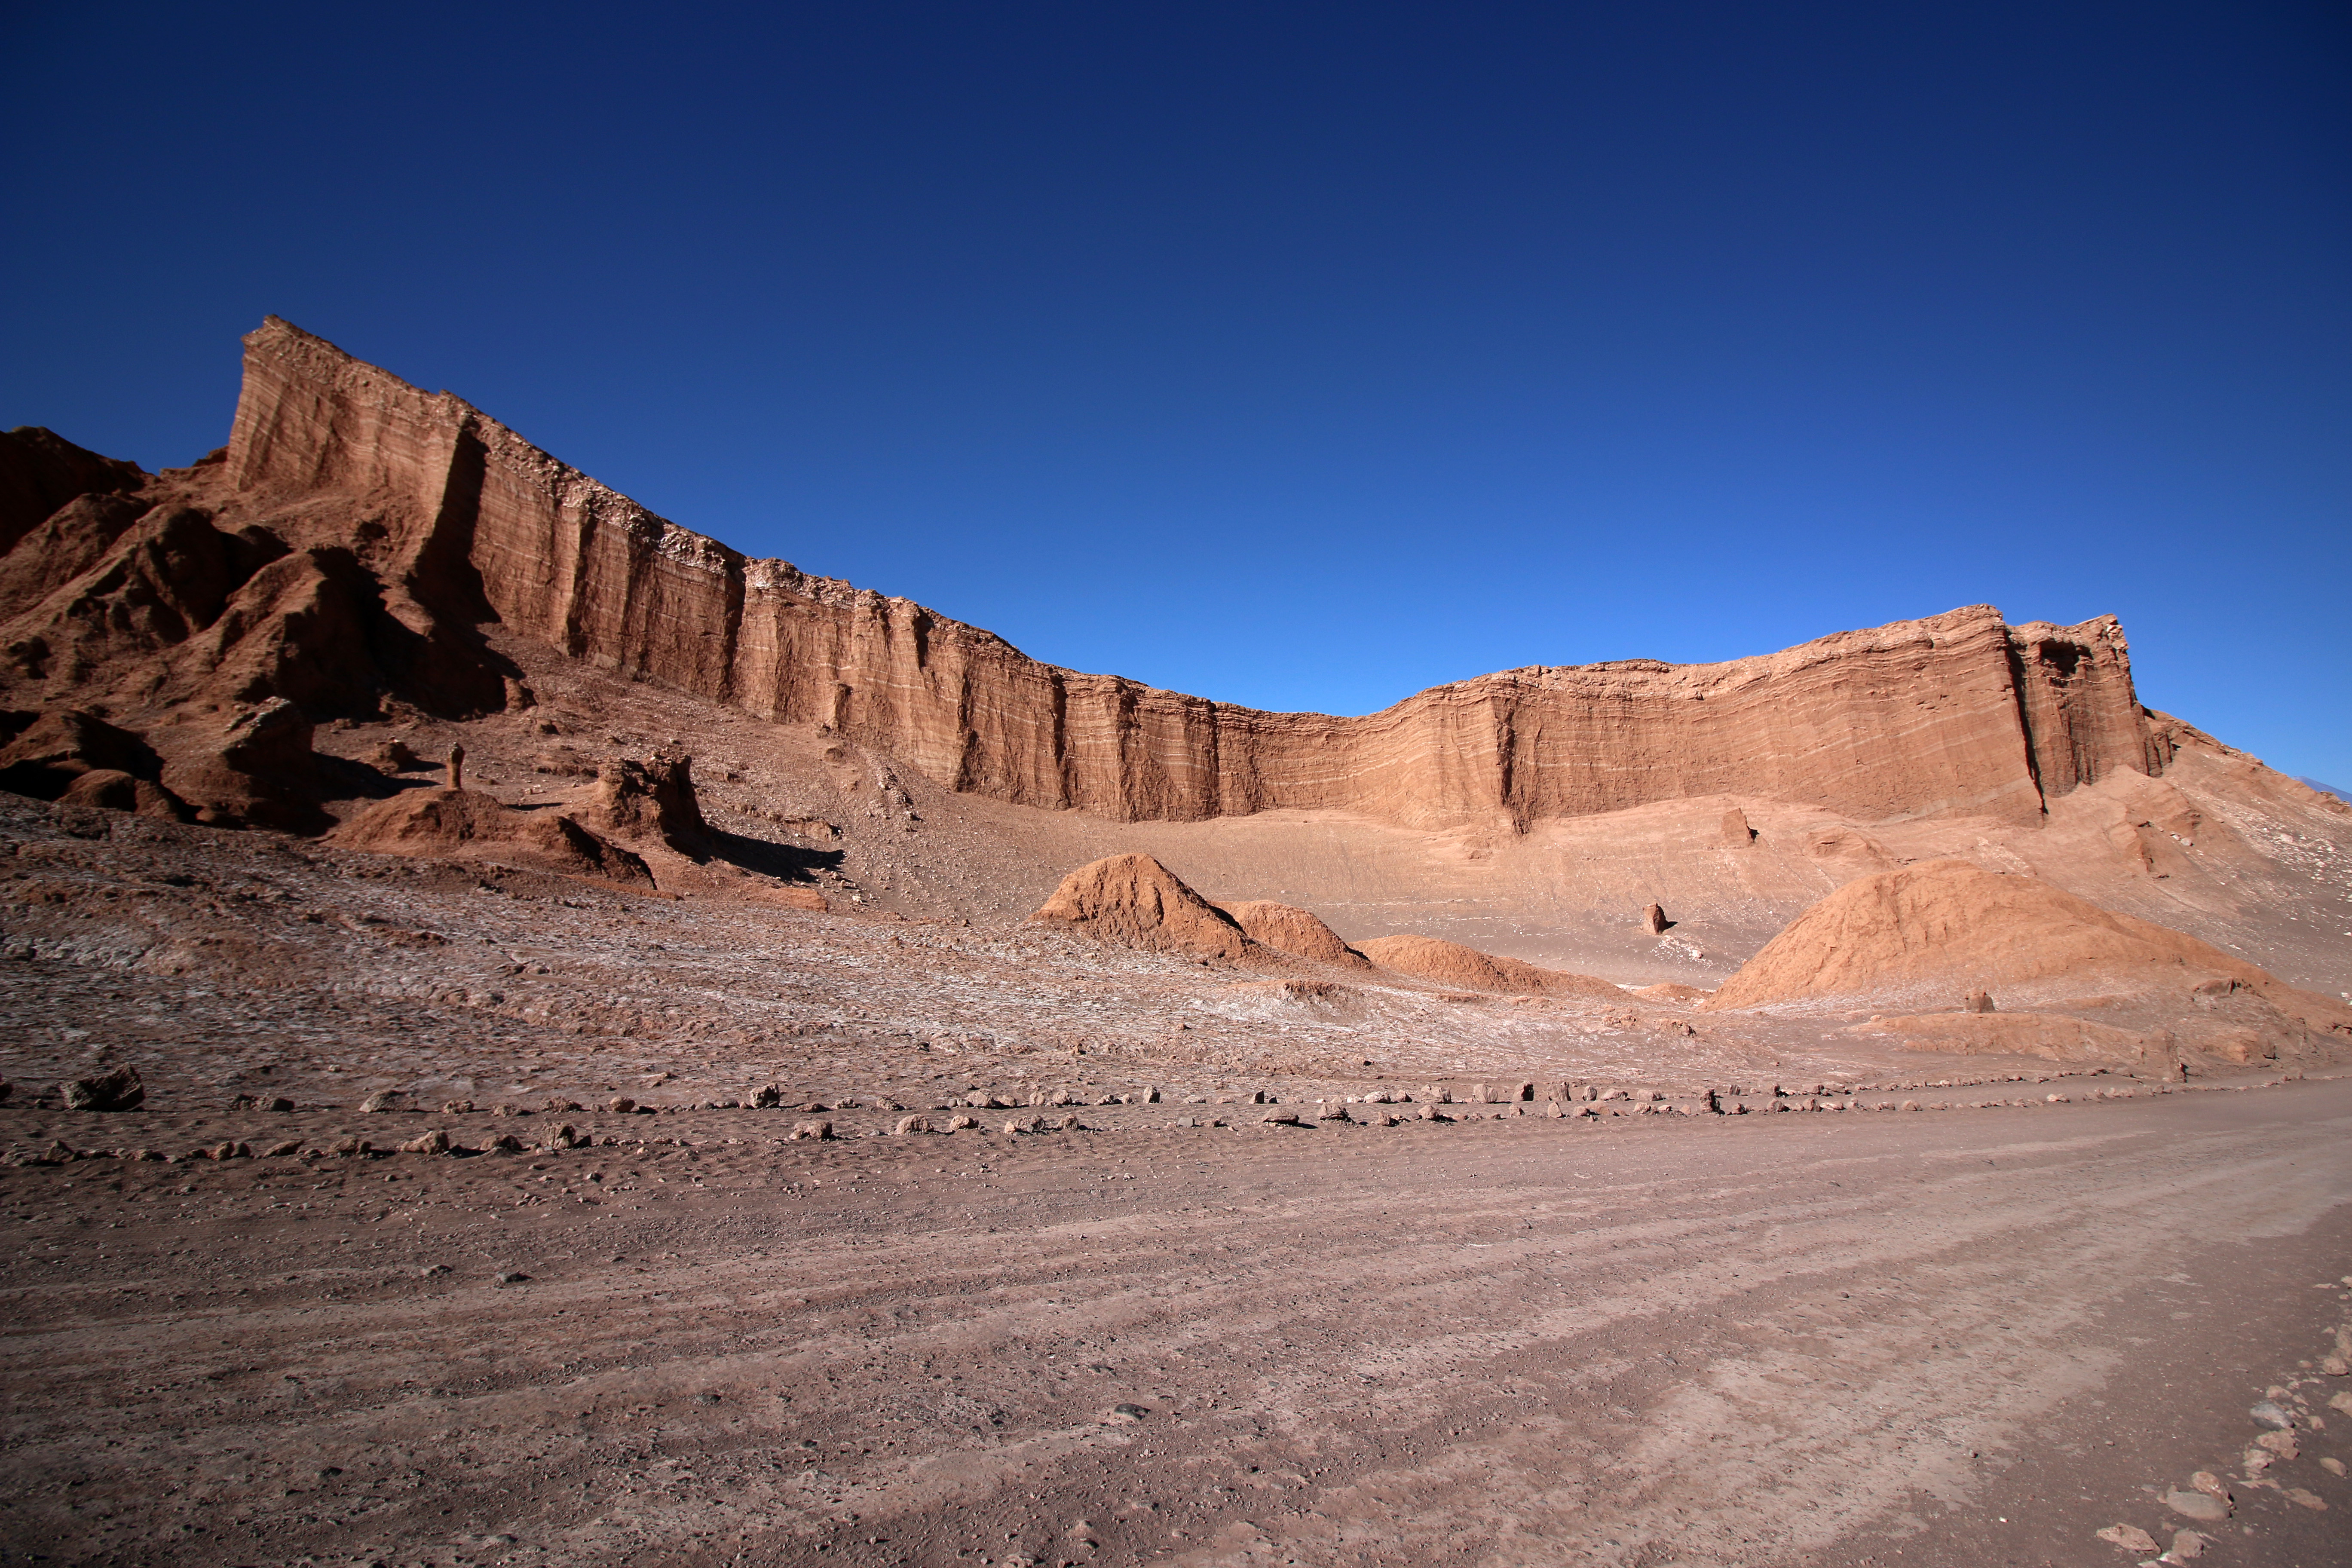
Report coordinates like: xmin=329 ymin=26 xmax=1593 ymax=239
xmin=2094 ymin=1524 xmax=2158 ymax=1553
xmin=398 ymin=1130 xmax=451 ymax=1155
xmin=1641 ymin=903 xmax=1669 ymax=935
xmin=894 ymin=1115 xmax=931 ymax=1136
xmin=606 ymin=1096 xmax=636 ymax=1115
xmin=750 ymin=1084 xmax=784 ymax=1109
xmin=1963 ymin=989 xmax=1995 ymax=1013
xmin=790 ymin=1120 xmax=834 ymax=1141
xmin=60 ymin=1064 xmax=143 ymax=1112
xmin=2162 ymin=1490 xmax=2229 ymax=1522
xmin=358 ymin=1090 xmax=402 ymax=1114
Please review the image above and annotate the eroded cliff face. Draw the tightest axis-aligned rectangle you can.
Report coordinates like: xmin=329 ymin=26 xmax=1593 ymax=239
xmin=16 ymin=318 xmax=2165 ymax=832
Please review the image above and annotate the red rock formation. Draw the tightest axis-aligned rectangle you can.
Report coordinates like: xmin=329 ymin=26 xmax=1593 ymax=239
xmin=1215 ymin=900 xmax=1371 ymax=968
xmin=213 ymin=318 xmax=2166 ymax=832
xmin=1030 ymin=854 xmax=1252 ymax=960
xmin=0 ymin=320 xmax=2177 ymax=844
xmin=334 ymin=787 xmax=652 ymax=885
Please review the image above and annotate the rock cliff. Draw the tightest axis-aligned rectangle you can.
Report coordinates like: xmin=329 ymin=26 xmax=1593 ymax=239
xmin=6 ymin=319 xmax=2170 ymax=834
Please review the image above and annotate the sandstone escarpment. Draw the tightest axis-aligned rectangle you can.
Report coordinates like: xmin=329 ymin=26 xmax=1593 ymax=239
xmin=206 ymin=318 xmax=2164 ymax=832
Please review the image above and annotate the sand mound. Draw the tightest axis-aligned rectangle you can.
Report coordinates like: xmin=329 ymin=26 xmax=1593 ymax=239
xmin=1030 ymin=854 xmax=1249 ymax=960
xmin=1357 ymin=934 xmax=1623 ymax=1000
xmin=1705 ymin=859 xmax=2336 ymax=1023
xmin=1216 ymin=900 xmax=1370 ymax=968
xmin=335 ymin=787 xmax=652 ymax=885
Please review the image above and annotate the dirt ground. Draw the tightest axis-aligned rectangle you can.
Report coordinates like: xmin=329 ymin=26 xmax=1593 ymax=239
xmin=1 ymin=749 xmax=2348 ymax=1568
xmin=4 ymin=1075 xmax=2349 ymax=1567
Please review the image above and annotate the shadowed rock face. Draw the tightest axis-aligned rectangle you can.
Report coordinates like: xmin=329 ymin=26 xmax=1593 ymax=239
xmin=216 ymin=317 xmax=2163 ymax=832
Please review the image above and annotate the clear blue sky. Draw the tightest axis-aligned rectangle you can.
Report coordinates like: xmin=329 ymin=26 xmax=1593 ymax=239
xmin=5 ymin=3 xmax=2347 ymax=786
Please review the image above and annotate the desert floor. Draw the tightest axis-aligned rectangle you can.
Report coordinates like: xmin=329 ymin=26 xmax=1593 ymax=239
xmin=5 ymin=1077 xmax=2349 ymax=1568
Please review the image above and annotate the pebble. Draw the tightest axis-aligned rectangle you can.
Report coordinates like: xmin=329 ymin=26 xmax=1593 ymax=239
xmin=790 ymin=1120 xmax=834 ymax=1141
xmin=2161 ymin=1490 xmax=2228 ymax=1522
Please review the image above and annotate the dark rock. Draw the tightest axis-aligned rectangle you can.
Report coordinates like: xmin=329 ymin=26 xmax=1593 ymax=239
xmin=60 ymin=1064 xmax=144 ymax=1112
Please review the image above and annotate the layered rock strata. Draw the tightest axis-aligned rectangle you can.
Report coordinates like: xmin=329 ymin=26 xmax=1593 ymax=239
xmin=211 ymin=318 xmax=2165 ymax=831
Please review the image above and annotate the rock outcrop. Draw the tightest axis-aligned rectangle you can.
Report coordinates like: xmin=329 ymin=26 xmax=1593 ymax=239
xmin=1030 ymin=854 xmax=1251 ymax=960
xmin=1356 ymin=934 xmax=1624 ymax=1000
xmin=1214 ymin=900 xmax=1370 ymax=968
xmin=193 ymin=318 xmax=2166 ymax=832
xmin=334 ymin=787 xmax=652 ymax=885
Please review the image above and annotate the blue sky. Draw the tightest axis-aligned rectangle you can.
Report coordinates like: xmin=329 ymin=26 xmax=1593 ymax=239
xmin=5 ymin=3 xmax=2346 ymax=785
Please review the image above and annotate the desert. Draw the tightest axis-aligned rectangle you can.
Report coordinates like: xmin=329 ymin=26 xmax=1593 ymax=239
xmin=2 ymin=319 xmax=2349 ymax=1568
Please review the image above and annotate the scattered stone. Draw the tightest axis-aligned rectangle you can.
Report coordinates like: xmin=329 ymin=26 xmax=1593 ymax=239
xmin=946 ymin=1114 xmax=978 ymax=1131
xmin=2189 ymin=1472 xmax=2230 ymax=1502
xmin=2168 ymin=1531 xmax=2208 ymax=1560
xmin=262 ymin=1139 xmax=302 ymax=1157
xmin=1261 ymin=1110 xmax=1302 ymax=1127
xmin=894 ymin=1115 xmax=931 ymax=1136
xmin=2251 ymin=1400 xmax=2294 ymax=1430
xmin=493 ymin=1271 xmax=530 ymax=1286
xmin=1055 ymin=1113 xmax=1081 ymax=1131
xmin=441 ymin=1099 xmax=476 ymax=1114
xmin=790 ymin=1120 xmax=834 ymax=1141
xmin=40 ymin=1139 xmax=74 ymax=1164
xmin=751 ymin=1084 xmax=784 ymax=1109
xmin=606 ymin=1096 xmax=636 ymax=1115
xmin=397 ymin=1130 xmax=450 ymax=1155
xmin=2321 ymin=1356 xmax=2349 ymax=1376
xmin=329 ymin=1135 xmax=370 ymax=1156
xmin=358 ymin=1089 xmax=402 ymax=1113
xmin=2330 ymin=1390 xmax=2352 ymax=1415
xmin=1109 ymin=1403 xmax=1149 ymax=1422
xmin=60 ymin=1065 xmax=144 ymax=1112
xmin=2282 ymin=1487 xmax=2327 ymax=1510
xmin=2255 ymin=1430 xmax=2299 ymax=1460
xmin=2319 ymin=1457 xmax=2345 ymax=1477
xmin=489 ymin=1133 xmax=527 ymax=1154
xmin=1899 ymin=1099 xmax=1921 ymax=1112
xmin=261 ymin=1096 xmax=294 ymax=1113
xmin=1640 ymin=903 xmax=1669 ymax=935
xmin=2161 ymin=1490 xmax=2228 ymax=1522
xmin=2095 ymin=1524 xmax=2159 ymax=1553
xmin=543 ymin=1124 xmax=581 ymax=1151
xmin=1963 ymin=989 xmax=1995 ymax=1013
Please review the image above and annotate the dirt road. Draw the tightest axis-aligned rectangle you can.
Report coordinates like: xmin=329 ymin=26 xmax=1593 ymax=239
xmin=5 ymin=1084 xmax=2349 ymax=1566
